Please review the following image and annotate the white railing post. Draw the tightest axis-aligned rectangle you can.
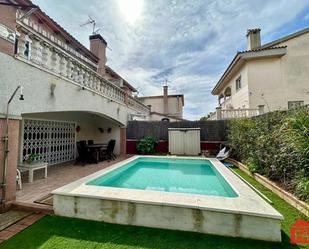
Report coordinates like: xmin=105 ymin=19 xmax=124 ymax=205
xmin=216 ymin=107 xmax=222 ymax=120
xmin=258 ymin=105 xmax=265 ymax=115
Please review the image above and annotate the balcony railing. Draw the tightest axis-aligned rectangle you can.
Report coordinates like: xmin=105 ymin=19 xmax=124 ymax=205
xmin=14 ymin=14 xmax=150 ymax=115
xmin=208 ymin=107 xmax=260 ymax=120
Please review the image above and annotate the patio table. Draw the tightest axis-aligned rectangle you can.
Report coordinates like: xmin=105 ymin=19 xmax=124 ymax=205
xmin=18 ymin=162 xmax=48 ymax=183
xmin=87 ymin=144 xmax=107 ymax=163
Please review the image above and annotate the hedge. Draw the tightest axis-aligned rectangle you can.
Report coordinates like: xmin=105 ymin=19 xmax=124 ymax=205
xmin=228 ymin=106 xmax=309 ymax=202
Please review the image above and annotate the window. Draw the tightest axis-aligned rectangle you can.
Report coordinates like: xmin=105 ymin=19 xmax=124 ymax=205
xmin=236 ymin=76 xmax=241 ymax=91
xmin=288 ymin=101 xmax=304 ymax=109
xmin=24 ymin=40 xmax=30 ymax=59
xmin=14 ymin=37 xmax=19 ymax=54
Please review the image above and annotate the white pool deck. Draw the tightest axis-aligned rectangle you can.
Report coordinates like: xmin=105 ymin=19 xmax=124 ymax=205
xmin=52 ymin=156 xmax=283 ymax=242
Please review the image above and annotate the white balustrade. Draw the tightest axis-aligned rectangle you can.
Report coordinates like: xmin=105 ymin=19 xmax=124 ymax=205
xmin=210 ymin=107 xmax=260 ymax=120
xmin=14 ymin=26 xmax=150 ymax=115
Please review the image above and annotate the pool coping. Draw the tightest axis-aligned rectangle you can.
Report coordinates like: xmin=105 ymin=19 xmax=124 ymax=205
xmin=52 ymin=155 xmax=283 ymax=221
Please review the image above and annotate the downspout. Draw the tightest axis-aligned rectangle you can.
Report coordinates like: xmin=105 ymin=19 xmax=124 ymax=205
xmin=1 ymin=85 xmax=23 ymax=212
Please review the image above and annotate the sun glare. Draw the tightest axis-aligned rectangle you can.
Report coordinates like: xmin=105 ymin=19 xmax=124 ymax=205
xmin=117 ymin=0 xmax=144 ymax=24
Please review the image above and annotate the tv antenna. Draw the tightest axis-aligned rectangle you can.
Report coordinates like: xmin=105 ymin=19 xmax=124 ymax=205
xmin=80 ymin=15 xmax=112 ymax=51
xmin=80 ymin=16 xmax=100 ymax=34
xmin=164 ymin=79 xmax=171 ymax=86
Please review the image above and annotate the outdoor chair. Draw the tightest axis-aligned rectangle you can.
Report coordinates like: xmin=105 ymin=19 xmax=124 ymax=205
xmin=16 ymin=169 xmax=22 ymax=189
xmin=216 ymin=146 xmax=230 ymax=161
xmin=99 ymin=140 xmax=116 ymax=161
xmin=76 ymin=140 xmax=91 ymax=165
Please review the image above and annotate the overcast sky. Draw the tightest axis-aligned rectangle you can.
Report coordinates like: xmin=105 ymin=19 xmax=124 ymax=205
xmin=32 ymin=0 xmax=309 ymax=120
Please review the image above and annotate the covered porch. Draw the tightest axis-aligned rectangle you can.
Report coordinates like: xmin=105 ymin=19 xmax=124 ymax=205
xmin=14 ymin=110 xmax=128 ymax=206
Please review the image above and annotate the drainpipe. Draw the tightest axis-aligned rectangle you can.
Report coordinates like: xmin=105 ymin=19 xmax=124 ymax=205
xmin=1 ymin=85 xmax=24 ymax=211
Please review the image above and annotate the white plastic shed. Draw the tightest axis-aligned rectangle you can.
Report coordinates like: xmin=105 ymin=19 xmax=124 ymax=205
xmin=168 ymin=128 xmax=201 ymax=156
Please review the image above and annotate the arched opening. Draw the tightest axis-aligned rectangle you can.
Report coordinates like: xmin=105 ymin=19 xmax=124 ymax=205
xmin=161 ymin=118 xmax=170 ymax=122
xmin=219 ymin=94 xmax=224 ymax=106
xmin=224 ymin=87 xmax=231 ymax=100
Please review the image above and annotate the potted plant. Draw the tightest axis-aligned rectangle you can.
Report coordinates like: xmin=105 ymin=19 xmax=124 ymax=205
xmin=24 ymin=153 xmax=41 ymax=164
xmin=136 ymin=136 xmax=157 ymax=155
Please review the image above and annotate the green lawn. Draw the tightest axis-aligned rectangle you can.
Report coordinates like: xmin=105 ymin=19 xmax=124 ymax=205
xmin=1 ymin=167 xmax=308 ymax=249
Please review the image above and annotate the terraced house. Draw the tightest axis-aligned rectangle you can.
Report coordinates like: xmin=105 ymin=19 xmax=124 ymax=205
xmin=0 ymin=0 xmax=150 ymax=211
xmin=210 ymin=27 xmax=309 ymax=120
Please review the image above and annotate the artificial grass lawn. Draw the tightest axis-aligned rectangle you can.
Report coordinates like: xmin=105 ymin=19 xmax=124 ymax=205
xmin=1 ymin=167 xmax=308 ymax=249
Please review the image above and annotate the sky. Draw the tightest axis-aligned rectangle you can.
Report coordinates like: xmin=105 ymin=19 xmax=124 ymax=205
xmin=32 ymin=0 xmax=309 ymax=120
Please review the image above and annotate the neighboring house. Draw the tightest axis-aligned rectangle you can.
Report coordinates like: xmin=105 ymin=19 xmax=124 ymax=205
xmin=138 ymin=85 xmax=185 ymax=121
xmin=210 ymin=27 xmax=309 ymax=120
xmin=0 ymin=0 xmax=150 ymax=211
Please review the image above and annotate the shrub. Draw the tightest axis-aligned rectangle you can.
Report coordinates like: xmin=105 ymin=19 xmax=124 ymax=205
xmin=136 ymin=136 xmax=157 ymax=155
xmin=228 ymin=106 xmax=309 ymax=201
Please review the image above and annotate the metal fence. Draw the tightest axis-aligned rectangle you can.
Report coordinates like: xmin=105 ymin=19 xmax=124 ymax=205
xmin=127 ymin=120 xmax=228 ymax=141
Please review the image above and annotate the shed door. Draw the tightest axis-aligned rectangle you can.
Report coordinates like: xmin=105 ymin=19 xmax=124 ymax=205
xmin=168 ymin=130 xmax=185 ymax=155
xmin=184 ymin=130 xmax=201 ymax=155
xmin=168 ymin=129 xmax=201 ymax=155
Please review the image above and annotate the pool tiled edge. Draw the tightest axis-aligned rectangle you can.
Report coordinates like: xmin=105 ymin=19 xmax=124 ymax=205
xmin=52 ymin=156 xmax=283 ymax=242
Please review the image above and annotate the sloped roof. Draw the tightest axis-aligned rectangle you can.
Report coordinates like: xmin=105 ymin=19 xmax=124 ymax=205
xmin=260 ymin=27 xmax=309 ymax=49
xmin=15 ymin=0 xmax=99 ymax=63
xmin=139 ymin=94 xmax=185 ymax=106
xmin=105 ymin=66 xmax=137 ymax=92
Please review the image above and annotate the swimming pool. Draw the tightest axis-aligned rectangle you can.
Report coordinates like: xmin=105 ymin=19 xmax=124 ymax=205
xmin=87 ymin=157 xmax=238 ymax=197
xmin=53 ymin=156 xmax=283 ymax=242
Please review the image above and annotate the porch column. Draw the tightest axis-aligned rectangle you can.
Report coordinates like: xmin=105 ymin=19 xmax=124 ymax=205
xmin=0 ymin=118 xmax=21 ymax=212
xmin=215 ymin=107 xmax=222 ymax=120
xmin=120 ymin=127 xmax=126 ymax=155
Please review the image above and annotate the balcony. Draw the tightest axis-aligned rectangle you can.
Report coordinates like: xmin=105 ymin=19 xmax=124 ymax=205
xmin=14 ymin=11 xmax=150 ymax=115
xmin=208 ymin=107 xmax=260 ymax=120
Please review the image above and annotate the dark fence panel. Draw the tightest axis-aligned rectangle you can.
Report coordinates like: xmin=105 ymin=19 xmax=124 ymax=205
xmin=127 ymin=120 xmax=228 ymax=141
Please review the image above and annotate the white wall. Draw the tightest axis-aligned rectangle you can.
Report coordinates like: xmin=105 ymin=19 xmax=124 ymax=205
xmin=0 ymin=52 xmax=145 ymax=125
xmin=247 ymin=58 xmax=283 ymax=111
xmin=219 ymin=65 xmax=250 ymax=109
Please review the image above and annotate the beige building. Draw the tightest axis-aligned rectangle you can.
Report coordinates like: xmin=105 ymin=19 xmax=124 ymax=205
xmin=138 ymin=86 xmax=185 ymax=121
xmin=210 ymin=27 xmax=309 ymax=120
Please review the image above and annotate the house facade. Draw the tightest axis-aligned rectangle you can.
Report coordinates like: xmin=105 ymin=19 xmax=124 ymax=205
xmin=210 ymin=27 xmax=309 ymax=120
xmin=0 ymin=0 xmax=150 ymax=211
xmin=138 ymin=85 xmax=185 ymax=121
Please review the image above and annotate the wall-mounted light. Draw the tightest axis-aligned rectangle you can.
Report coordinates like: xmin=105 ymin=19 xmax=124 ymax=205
xmin=50 ymin=83 xmax=56 ymax=96
xmin=19 ymin=86 xmax=24 ymax=100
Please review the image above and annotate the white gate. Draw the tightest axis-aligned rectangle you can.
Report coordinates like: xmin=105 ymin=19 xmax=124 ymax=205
xmin=21 ymin=119 xmax=76 ymax=165
xmin=168 ymin=128 xmax=201 ymax=155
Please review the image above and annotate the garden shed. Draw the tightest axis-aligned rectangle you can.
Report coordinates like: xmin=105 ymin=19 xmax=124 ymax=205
xmin=168 ymin=128 xmax=201 ymax=155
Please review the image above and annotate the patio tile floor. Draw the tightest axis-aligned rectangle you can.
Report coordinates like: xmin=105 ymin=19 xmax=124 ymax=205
xmin=16 ymin=155 xmax=131 ymax=204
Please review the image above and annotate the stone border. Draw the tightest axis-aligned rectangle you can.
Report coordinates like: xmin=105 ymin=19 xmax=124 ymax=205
xmin=0 ymin=212 xmax=46 ymax=244
xmin=226 ymin=158 xmax=309 ymax=217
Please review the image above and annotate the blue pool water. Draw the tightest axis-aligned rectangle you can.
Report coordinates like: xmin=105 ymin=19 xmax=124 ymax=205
xmin=87 ymin=157 xmax=238 ymax=197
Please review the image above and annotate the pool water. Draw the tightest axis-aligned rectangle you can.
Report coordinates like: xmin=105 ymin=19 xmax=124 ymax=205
xmin=87 ymin=157 xmax=238 ymax=197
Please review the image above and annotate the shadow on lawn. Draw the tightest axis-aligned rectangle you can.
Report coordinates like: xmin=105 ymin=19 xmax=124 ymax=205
xmin=0 ymin=216 xmax=302 ymax=249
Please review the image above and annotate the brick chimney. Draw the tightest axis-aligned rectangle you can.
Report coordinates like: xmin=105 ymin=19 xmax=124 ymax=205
xmin=89 ymin=34 xmax=107 ymax=76
xmin=246 ymin=28 xmax=261 ymax=50
xmin=163 ymin=85 xmax=168 ymax=114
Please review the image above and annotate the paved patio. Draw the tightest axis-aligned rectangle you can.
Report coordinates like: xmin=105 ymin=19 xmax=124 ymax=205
xmin=16 ymin=155 xmax=130 ymax=204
